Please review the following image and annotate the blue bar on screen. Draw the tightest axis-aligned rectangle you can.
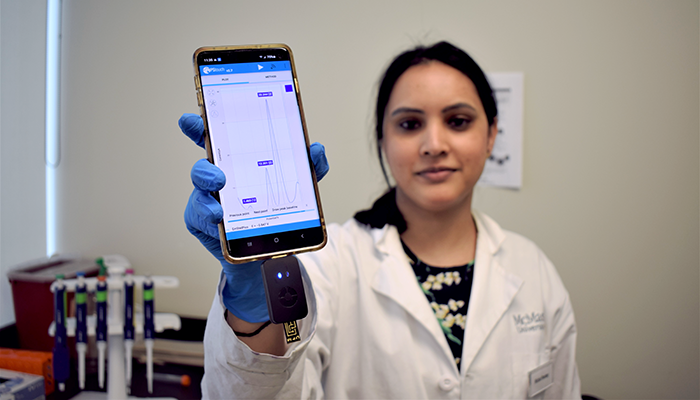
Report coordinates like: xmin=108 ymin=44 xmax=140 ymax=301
xmin=200 ymin=61 xmax=290 ymax=76
xmin=226 ymin=219 xmax=321 ymax=240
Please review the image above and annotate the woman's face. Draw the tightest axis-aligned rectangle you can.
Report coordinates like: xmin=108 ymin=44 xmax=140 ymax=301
xmin=382 ymin=61 xmax=496 ymax=214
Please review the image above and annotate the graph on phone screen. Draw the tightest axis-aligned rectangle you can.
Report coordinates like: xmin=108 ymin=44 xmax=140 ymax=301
xmin=226 ymin=88 xmax=300 ymax=209
xmin=200 ymin=61 xmax=321 ymax=240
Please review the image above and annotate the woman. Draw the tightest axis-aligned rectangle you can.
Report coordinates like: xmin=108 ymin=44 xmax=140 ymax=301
xmin=180 ymin=41 xmax=581 ymax=399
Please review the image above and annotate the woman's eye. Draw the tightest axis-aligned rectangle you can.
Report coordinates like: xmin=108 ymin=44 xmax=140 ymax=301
xmin=448 ymin=117 xmax=472 ymax=130
xmin=399 ymin=119 xmax=422 ymax=131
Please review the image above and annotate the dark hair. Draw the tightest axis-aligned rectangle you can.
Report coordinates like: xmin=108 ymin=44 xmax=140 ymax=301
xmin=374 ymin=41 xmax=498 ymax=187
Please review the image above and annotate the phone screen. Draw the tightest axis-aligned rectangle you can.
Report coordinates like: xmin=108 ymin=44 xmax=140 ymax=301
xmin=195 ymin=46 xmax=325 ymax=261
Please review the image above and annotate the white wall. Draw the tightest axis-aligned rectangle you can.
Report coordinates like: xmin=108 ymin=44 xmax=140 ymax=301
xmin=0 ymin=0 xmax=47 ymax=328
xmin=49 ymin=1 xmax=698 ymax=398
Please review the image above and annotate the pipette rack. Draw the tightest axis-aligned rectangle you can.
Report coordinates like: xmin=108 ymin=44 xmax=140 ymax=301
xmin=48 ymin=255 xmax=180 ymax=400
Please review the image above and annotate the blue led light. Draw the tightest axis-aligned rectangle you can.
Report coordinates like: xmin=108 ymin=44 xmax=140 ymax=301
xmin=277 ymin=272 xmax=282 ymax=279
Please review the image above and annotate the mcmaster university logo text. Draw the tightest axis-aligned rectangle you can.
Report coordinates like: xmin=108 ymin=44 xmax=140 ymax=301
xmin=513 ymin=312 xmax=545 ymax=333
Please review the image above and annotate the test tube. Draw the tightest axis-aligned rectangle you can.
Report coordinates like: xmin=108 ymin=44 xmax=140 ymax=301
xmin=75 ymin=272 xmax=88 ymax=389
xmin=143 ymin=276 xmax=155 ymax=393
xmin=124 ymin=268 xmax=135 ymax=393
xmin=53 ymin=274 xmax=70 ymax=392
xmin=96 ymin=273 xmax=108 ymax=389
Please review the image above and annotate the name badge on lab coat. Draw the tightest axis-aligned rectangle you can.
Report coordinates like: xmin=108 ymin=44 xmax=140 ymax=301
xmin=528 ymin=361 xmax=553 ymax=397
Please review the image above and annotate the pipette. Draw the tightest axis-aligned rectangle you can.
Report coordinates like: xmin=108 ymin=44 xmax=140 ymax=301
xmin=75 ymin=271 xmax=88 ymax=389
xmin=124 ymin=268 xmax=135 ymax=393
xmin=52 ymin=274 xmax=70 ymax=392
xmin=96 ymin=271 xmax=108 ymax=389
xmin=143 ymin=276 xmax=155 ymax=393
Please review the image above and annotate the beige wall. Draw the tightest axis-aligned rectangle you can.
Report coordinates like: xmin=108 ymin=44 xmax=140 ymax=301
xmin=52 ymin=1 xmax=698 ymax=398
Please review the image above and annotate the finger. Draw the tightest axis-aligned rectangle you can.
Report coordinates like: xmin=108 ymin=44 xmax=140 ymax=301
xmin=310 ymin=142 xmax=329 ymax=181
xmin=185 ymin=190 xmax=222 ymax=237
xmin=191 ymin=229 xmax=225 ymax=262
xmin=187 ymin=221 xmax=225 ymax=264
xmin=191 ymin=159 xmax=226 ymax=191
xmin=179 ymin=113 xmax=206 ymax=148
xmin=192 ymin=189 xmax=224 ymax=226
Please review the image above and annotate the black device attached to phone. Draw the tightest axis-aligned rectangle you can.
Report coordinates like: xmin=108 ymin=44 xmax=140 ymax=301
xmin=261 ymin=256 xmax=307 ymax=343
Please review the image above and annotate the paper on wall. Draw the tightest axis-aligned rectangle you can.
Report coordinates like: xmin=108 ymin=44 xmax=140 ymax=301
xmin=478 ymin=72 xmax=524 ymax=189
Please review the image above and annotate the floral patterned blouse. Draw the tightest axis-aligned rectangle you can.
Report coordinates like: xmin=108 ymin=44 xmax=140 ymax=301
xmin=402 ymin=241 xmax=475 ymax=371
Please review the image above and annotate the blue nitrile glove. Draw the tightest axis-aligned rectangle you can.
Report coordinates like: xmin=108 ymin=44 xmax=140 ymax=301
xmin=179 ymin=113 xmax=329 ymax=323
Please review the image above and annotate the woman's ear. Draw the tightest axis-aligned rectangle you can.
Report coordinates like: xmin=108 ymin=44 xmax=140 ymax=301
xmin=487 ymin=117 xmax=498 ymax=155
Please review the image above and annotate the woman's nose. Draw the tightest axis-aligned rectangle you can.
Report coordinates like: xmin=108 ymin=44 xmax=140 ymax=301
xmin=420 ymin=123 xmax=449 ymax=156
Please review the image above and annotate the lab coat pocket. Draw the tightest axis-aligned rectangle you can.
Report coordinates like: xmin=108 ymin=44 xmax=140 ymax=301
xmin=512 ymin=352 xmax=547 ymax=399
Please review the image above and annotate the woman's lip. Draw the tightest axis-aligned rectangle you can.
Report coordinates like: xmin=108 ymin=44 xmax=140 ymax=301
xmin=416 ymin=167 xmax=457 ymax=181
xmin=417 ymin=166 xmax=457 ymax=174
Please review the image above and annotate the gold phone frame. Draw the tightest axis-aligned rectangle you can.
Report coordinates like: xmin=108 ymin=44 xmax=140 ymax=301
xmin=192 ymin=44 xmax=327 ymax=264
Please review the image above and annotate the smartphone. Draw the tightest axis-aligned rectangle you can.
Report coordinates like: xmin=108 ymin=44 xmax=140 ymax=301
xmin=193 ymin=44 xmax=327 ymax=264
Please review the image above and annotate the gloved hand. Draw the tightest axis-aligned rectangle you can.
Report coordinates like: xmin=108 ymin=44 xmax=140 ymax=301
xmin=179 ymin=113 xmax=329 ymax=323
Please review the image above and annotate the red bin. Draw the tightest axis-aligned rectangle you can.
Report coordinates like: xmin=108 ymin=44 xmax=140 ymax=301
xmin=7 ymin=255 xmax=99 ymax=352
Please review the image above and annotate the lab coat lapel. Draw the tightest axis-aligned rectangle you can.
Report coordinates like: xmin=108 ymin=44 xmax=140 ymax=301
xmin=460 ymin=213 xmax=523 ymax=373
xmin=369 ymin=225 xmax=454 ymax=362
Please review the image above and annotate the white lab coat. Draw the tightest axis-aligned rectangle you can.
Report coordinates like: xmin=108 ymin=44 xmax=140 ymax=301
xmin=201 ymin=211 xmax=581 ymax=399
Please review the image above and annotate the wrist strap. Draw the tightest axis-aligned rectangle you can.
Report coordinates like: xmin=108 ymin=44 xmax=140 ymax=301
xmin=227 ymin=309 xmax=272 ymax=337
xmin=234 ymin=321 xmax=272 ymax=337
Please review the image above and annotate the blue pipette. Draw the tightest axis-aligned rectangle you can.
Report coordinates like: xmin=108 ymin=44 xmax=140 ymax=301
xmin=52 ymin=274 xmax=70 ymax=392
xmin=75 ymin=271 xmax=88 ymax=389
xmin=143 ymin=276 xmax=155 ymax=393
xmin=124 ymin=268 xmax=135 ymax=393
xmin=96 ymin=271 xmax=108 ymax=389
